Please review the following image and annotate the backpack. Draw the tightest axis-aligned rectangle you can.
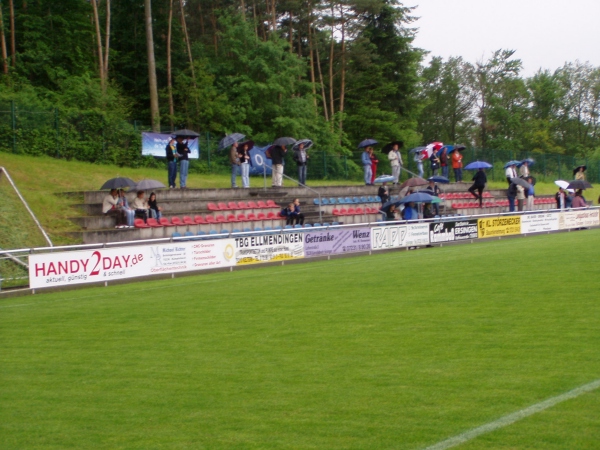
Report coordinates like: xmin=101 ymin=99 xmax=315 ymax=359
xmin=265 ymin=145 xmax=273 ymax=159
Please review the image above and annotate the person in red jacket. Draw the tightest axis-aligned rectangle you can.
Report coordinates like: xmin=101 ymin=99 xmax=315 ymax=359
xmin=370 ymin=148 xmax=379 ymax=185
xmin=451 ymin=150 xmax=463 ymax=182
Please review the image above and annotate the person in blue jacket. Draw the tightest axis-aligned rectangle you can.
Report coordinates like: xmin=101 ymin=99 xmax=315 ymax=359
xmin=362 ymin=147 xmax=373 ymax=185
xmin=402 ymin=202 xmax=418 ymax=220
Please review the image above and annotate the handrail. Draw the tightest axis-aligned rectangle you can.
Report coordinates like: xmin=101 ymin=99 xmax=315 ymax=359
xmin=0 ymin=166 xmax=53 ymax=247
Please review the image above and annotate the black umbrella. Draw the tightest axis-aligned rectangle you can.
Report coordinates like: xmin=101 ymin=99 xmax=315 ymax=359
xmin=510 ymin=177 xmax=531 ymax=190
xmin=131 ymin=179 xmax=167 ymax=191
xmin=567 ymin=180 xmax=593 ymax=190
xmin=100 ymin=177 xmax=136 ymax=190
xmin=409 ymin=146 xmax=426 ymax=154
xmin=293 ymin=139 xmax=313 ymax=151
xmin=428 ymin=175 xmax=450 ymax=184
xmin=172 ymin=129 xmax=200 ymax=138
xmin=358 ymin=139 xmax=378 ymax=149
xmin=573 ymin=165 xmax=587 ymax=176
xmin=381 ymin=141 xmax=404 ymax=154
xmin=273 ymin=137 xmax=297 ymax=146
xmin=218 ymin=133 xmax=245 ymax=150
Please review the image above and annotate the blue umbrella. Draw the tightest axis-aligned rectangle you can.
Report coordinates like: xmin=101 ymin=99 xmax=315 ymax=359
xmin=518 ymin=158 xmax=534 ymax=167
xmin=358 ymin=138 xmax=378 ymax=149
xmin=218 ymin=133 xmax=245 ymax=150
xmin=428 ymin=175 xmax=450 ymax=184
xmin=409 ymin=146 xmax=426 ymax=154
xmin=447 ymin=144 xmax=466 ymax=154
xmin=503 ymin=160 xmax=520 ymax=169
xmin=399 ymin=192 xmax=436 ymax=204
xmin=464 ymin=161 xmax=493 ymax=170
xmin=436 ymin=145 xmax=453 ymax=156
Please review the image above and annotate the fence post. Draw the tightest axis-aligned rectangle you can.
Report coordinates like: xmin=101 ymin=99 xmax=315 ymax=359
xmin=491 ymin=150 xmax=495 ymax=181
xmin=322 ymin=151 xmax=327 ymax=178
xmin=206 ymin=132 xmax=211 ymax=170
xmin=11 ymin=100 xmax=16 ymax=153
xmin=344 ymin=155 xmax=348 ymax=179
xmin=55 ymin=108 xmax=60 ymax=158
xmin=558 ymin=155 xmax=561 ymax=180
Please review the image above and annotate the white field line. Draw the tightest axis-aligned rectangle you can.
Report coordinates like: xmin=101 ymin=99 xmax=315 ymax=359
xmin=424 ymin=378 xmax=600 ymax=450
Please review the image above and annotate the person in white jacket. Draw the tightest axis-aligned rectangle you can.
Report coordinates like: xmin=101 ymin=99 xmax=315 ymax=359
xmin=387 ymin=142 xmax=404 ymax=185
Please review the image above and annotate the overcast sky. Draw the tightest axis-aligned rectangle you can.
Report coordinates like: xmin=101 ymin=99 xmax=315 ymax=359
xmin=410 ymin=0 xmax=600 ymax=76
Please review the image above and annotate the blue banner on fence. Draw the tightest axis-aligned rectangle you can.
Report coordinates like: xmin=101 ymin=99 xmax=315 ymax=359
xmin=249 ymin=145 xmax=273 ymax=175
xmin=141 ymin=132 xmax=200 ymax=159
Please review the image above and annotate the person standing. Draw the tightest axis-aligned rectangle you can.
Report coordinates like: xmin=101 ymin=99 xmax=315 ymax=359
xmin=424 ymin=179 xmax=441 ymax=214
xmin=415 ymin=151 xmax=425 ymax=178
xmin=468 ymin=169 xmax=487 ymax=208
xmin=571 ymin=190 xmax=587 ymax=208
xmin=378 ymin=182 xmax=390 ymax=205
xmin=229 ymin=141 xmax=241 ymax=188
xmin=369 ymin=148 xmax=379 ymax=184
xmin=451 ymin=150 xmax=463 ymax=182
xmin=555 ymin=187 xmax=567 ymax=209
xmin=525 ymin=177 xmax=535 ymax=211
xmin=574 ymin=166 xmax=586 ymax=181
xmin=165 ymin=138 xmax=178 ymax=189
xmin=516 ymin=184 xmax=525 ymax=211
xmin=362 ymin=147 xmax=373 ymax=185
xmin=439 ymin=147 xmax=449 ymax=179
xmin=270 ymin=144 xmax=286 ymax=188
xmin=505 ymin=163 xmax=517 ymax=186
xmin=519 ymin=160 xmax=530 ymax=177
xmin=177 ymin=139 xmax=190 ymax=189
xmin=238 ymin=141 xmax=252 ymax=188
xmin=388 ymin=143 xmax=403 ymax=185
xmin=293 ymin=142 xmax=309 ymax=186
xmin=507 ymin=182 xmax=517 ymax=212
xmin=429 ymin=151 xmax=441 ymax=176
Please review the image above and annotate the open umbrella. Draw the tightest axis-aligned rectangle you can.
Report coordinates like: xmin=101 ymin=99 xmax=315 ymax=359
xmin=567 ymin=180 xmax=593 ymax=190
xmin=504 ymin=160 xmax=520 ymax=169
xmin=518 ymin=158 xmax=534 ymax=167
xmin=273 ymin=137 xmax=297 ymax=146
xmin=131 ymin=179 xmax=166 ymax=191
xmin=409 ymin=146 xmax=426 ymax=154
xmin=373 ymin=175 xmax=395 ymax=184
xmin=293 ymin=139 xmax=313 ymax=151
xmin=172 ymin=129 xmax=200 ymax=138
xmin=399 ymin=177 xmax=429 ymax=189
xmin=100 ymin=177 xmax=136 ymax=190
xmin=399 ymin=192 xmax=436 ymax=204
xmin=358 ymin=138 xmax=378 ymax=149
xmin=510 ymin=177 xmax=531 ymax=190
xmin=218 ymin=133 xmax=245 ymax=150
xmin=428 ymin=175 xmax=450 ymax=184
xmin=381 ymin=141 xmax=404 ymax=154
xmin=448 ymin=144 xmax=466 ymax=154
xmin=573 ymin=165 xmax=587 ymax=176
xmin=464 ymin=161 xmax=492 ymax=170
xmin=554 ymin=180 xmax=570 ymax=190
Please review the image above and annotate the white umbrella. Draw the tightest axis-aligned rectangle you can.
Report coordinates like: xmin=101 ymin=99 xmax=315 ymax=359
xmin=555 ymin=180 xmax=574 ymax=193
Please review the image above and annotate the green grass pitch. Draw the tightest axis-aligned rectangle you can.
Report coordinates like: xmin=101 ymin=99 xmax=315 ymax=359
xmin=2 ymin=230 xmax=600 ymax=449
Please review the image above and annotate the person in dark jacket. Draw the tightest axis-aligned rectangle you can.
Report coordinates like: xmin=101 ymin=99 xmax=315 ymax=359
xmin=468 ymin=168 xmax=487 ymax=207
xmin=291 ymin=198 xmax=305 ymax=225
xmin=423 ymin=180 xmax=441 ymax=215
xmin=270 ymin=145 xmax=286 ymax=188
xmin=176 ymin=138 xmax=190 ymax=189
xmin=378 ymin=182 xmax=389 ymax=205
xmin=165 ymin=138 xmax=177 ymax=188
xmin=507 ymin=182 xmax=517 ymax=212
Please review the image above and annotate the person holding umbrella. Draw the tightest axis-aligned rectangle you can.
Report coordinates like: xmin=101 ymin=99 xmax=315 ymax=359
xmin=102 ymin=189 xmax=128 ymax=228
xmin=229 ymin=141 xmax=241 ymax=188
xmin=370 ymin=148 xmax=379 ymax=185
xmin=468 ymin=168 xmax=487 ymax=207
xmin=519 ymin=160 xmax=531 ymax=177
xmin=378 ymin=182 xmax=390 ymax=205
xmin=451 ymin=149 xmax=463 ymax=182
xmin=525 ymin=176 xmax=535 ymax=211
xmin=165 ymin=137 xmax=178 ymax=189
xmin=555 ymin=187 xmax=568 ymax=209
xmin=572 ymin=190 xmax=587 ymax=208
xmin=423 ymin=179 xmax=441 ymax=214
xmin=361 ymin=147 xmax=373 ymax=185
xmin=238 ymin=140 xmax=253 ymax=188
xmin=292 ymin=140 xmax=310 ymax=186
xmin=117 ymin=189 xmax=135 ymax=228
xmin=439 ymin=147 xmax=449 ymax=179
xmin=385 ymin=141 xmax=403 ymax=185
xmin=505 ymin=162 xmax=518 ymax=185
xmin=574 ymin=166 xmax=586 ymax=181
xmin=176 ymin=137 xmax=190 ymax=189
xmin=270 ymin=144 xmax=287 ymax=188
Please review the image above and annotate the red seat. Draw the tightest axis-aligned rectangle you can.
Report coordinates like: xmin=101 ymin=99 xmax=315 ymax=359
xmin=355 ymin=207 xmax=364 ymax=214
xmin=160 ymin=218 xmax=176 ymax=227
xmin=134 ymin=218 xmax=150 ymax=228
xmin=237 ymin=213 xmax=247 ymax=221
xmin=228 ymin=202 xmax=238 ymax=210
xmin=247 ymin=213 xmax=257 ymax=220
xmin=347 ymin=207 xmax=356 ymax=215
xmin=237 ymin=201 xmax=249 ymax=209
xmin=205 ymin=215 xmax=216 ymax=224
xmin=226 ymin=214 xmax=239 ymax=222
xmin=266 ymin=199 xmax=278 ymax=208
xmin=332 ymin=208 xmax=341 ymax=215
xmin=171 ymin=217 xmax=183 ymax=226
xmin=207 ymin=202 xmax=220 ymax=211
xmin=247 ymin=201 xmax=259 ymax=209
xmin=147 ymin=218 xmax=163 ymax=227
xmin=215 ymin=214 xmax=227 ymax=223
xmin=257 ymin=212 xmax=266 ymax=220
xmin=217 ymin=202 xmax=231 ymax=210
xmin=339 ymin=208 xmax=348 ymax=215
xmin=183 ymin=216 xmax=195 ymax=225
xmin=267 ymin=212 xmax=278 ymax=219
xmin=194 ymin=215 xmax=207 ymax=224
xmin=257 ymin=200 xmax=269 ymax=209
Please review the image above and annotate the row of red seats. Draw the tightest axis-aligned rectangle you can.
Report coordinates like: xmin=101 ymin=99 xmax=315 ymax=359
xmin=135 ymin=213 xmax=285 ymax=228
xmin=440 ymin=192 xmax=493 ymax=199
xmin=207 ymin=200 xmax=279 ymax=211
xmin=332 ymin=207 xmax=379 ymax=216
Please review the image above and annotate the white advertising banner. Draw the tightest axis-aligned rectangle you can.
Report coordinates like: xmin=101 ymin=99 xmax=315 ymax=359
xmin=233 ymin=233 xmax=304 ymax=264
xmin=371 ymin=223 xmax=430 ymax=250
xmin=29 ymin=239 xmax=236 ymax=289
xmin=559 ymin=209 xmax=600 ymax=230
xmin=521 ymin=212 xmax=560 ymax=234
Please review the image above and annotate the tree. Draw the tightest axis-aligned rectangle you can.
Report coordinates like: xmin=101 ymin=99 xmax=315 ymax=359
xmin=144 ymin=0 xmax=160 ymax=131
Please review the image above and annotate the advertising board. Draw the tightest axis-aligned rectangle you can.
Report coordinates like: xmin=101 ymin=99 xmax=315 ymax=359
xmin=521 ymin=212 xmax=559 ymax=234
xmin=477 ymin=216 xmax=521 ymax=238
xmin=429 ymin=219 xmax=478 ymax=243
xmin=303 ymin=227 xmax=371 ymax=257
xmin=559 ymin=209 xmax=600 ymax=229
xmin=233 ymin=233 xmax=304 ymax=264
xmin=141 ymin=132 xmax=200 ymax=159
xmin=371 ymin=223 xmax=430 ymax=250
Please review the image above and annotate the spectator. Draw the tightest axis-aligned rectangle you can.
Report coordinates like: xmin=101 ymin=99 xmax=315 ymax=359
xmin=229 ymin=141 xmax=240 ymax=188
xmin=525 ymin=177 xmax=535 ymax=211
xmin=165 ymin=138 xmax=178 ymax=189
xmin=467 ymin=168 xmax=487 ymax=207
xmin=177 ymin=138 xmax=190 ymax=189
xmin=387 ymin=142 xmax=403 ymax=185
xmin=519 ymin=160 xmax=530 ymax=177
xmin=378 ymin=182 xmax=390 ymax=205
xmin=423 ymin=180 xmax=441 ymax=214
xmin=361 ymin=147 xmax=373 ymax=185
xmin=574 ymin=166 xmax=586 ymax=181
xmin=131 ymin=190 xmax=151 ymax=222
xmin=423 ymin=203 xmax=435 ymax=219
xmin=555 ymin=187 xmax=568 ymax=210
xmin=370 ymin=148 xmax=379 ymax=185
xmin=284 ymin=202 xmax=296 ymax=225
xmin=507 ymin=182 xmax=517 ymax=212
xmin=117 ymin=189 xmax=135 ymax=228
xmin=414 ymin=150 xmax=425 ymax=178
xmin=439 ymin=147 xmax=449 ymax=179
xmin=505 ymin=163 xmax=517 ymax=186
xmin=451 ymin=150 xmax=463 ymax=182
xmin=102 ymin=189 xmax=127 ymax=228
xmin=571 ymin=189 xmax=587 ymax=208
xmin=402 ymin=202 xmax=418 ymax=220
xmin=270 ymin=144 xmax=286 ymax=188
xmin=516 ymin=185 xmax=525 ymax=211
xmin=238 ymin=141 xmax=252 ymax=188
xmin=292 ymin=198 xmax=305 ymax=225
xmin=429 ymin=151 xmax=441 ymax=176
xmin=148 ymin=192 xmax=162 ymax=219
xmin=293 ymin=142 xmax=309 ymax=186
xmin=386 ymin=204 xmax=398 ymax=221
